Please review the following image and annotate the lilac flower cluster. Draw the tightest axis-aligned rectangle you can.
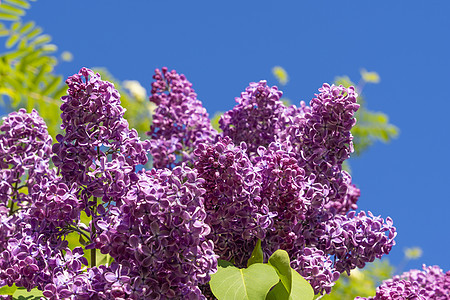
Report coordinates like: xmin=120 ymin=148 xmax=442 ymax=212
xmin=93 ymin=166 xmax=217 ymax=299
xmin=254 ymin=142 xmax=308 ymax=252
xmin=308 ymin=211 xmax=396 ymax=274
xmin=284 ymin=83 xmax=361 ymax=214
xmin=0 ymin=144 xmax=85 ymax=292
xmin=0 ymin=67 xmax=403 ymax=298
xmin=0 ymin=110 xmax=80 ymax=291
xmin=0 ymin=108 xmax=53 ymax=207
xmin=356 ymin=265 xmax=450 ymax=300
xmin=52 ymin=67 xmax=150 ymax=209
xmin=148 ymin=67 xmax=217 ymax=169
xmin=291 ymin=247 xmax=339 ymax=294
xmin=219 ymin=81 xmax=285 ymax=157
xmin=193 ymin=137 xmax=272 ymax=267
xmin=147 ymin=70 xmax=398 ymax=295
xmin=0 ymin=69 xmax=216 ymax=298
xmin=42 ymin=262 xmax=138 ymax=299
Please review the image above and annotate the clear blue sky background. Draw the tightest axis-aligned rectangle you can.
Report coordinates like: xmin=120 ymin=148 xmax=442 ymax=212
xmin=9 ymin=1 xmax=450 ymax=272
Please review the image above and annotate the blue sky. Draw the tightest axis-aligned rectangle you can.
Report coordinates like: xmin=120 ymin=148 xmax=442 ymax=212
xmin=11 ymin=1 xmax=450 ymax=272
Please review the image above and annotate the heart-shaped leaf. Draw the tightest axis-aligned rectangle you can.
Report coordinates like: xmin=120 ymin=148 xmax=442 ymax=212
xmin=210 ymin=262 xmax=279 ymax=300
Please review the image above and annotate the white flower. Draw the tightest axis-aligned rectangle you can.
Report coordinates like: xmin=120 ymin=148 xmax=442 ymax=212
xmin=123 ymin=80 xmax=147 ymax=101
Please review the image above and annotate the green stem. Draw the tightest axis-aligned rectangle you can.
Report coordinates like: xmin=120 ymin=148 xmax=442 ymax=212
xmin=8 ymin=172 xmax=21 ymax=216
xmin=66 ymin=225 xmax=91 ymax=242
xmin=91 ymin=197 xmax=98 ymax=268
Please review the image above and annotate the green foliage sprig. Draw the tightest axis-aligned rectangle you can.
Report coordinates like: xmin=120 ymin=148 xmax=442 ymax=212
xmin=0 ymin=0 xmax=154 ymax=139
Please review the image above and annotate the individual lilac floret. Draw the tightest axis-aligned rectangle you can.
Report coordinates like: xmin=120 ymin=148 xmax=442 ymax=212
xmin=147 ymin=67 xmax=217 ymax=169
xmin=0 ymin=109 xmax=53 ymax=206
xmin=193 ymin=137 xmax=273 ymax=267
xmin=52 ymin=68 xmax=150 ymax=208
xmin=94 ymin=165 xmax=216 ymax=298
xmin=219 ymin=81 xmax=285 ymax=158
xmin=356 ymin=265 xmax=450 ymax=300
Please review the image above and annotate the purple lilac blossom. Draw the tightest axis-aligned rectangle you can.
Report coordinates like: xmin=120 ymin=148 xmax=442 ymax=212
xmin=0 ymin=109 xmax=79 ymax=291
xmin=42 ymin=262 xmax=136 ymax=300
xmin=193 ymin=137 xmax=273 ymax=267
xmin=283 ymin=83 xmax=361 ymax=214
xmin=255 ymin=142 xmax=308 ymax=252
xmin=52 ymin=67 xmax=150 ymax=210
xmin=303 ymin=211 xmax=397 ymax=275
xmin=208 ymin=81 xmax=396 ymax=295
xmin=356 ymin=265 xmax=450 ymax=300
xmin=219 ymin=81 xmax=286 ymax=158
xmin=0 ymin=109 xmax=53 ymax=207
xmin=93 ymin=166 xmax=217 ymax=299
xmin=291 ymin=247 xmax=340 ymax=295
xmin=0 ymin=177 xmax=86 ymax=291
xmin=253 ymin=142 xmax=340 ymax=294
xmin=148 ymin=67 xmax=217 ymax=169
xmin=0 ymin=68 xmax=402 ymax=298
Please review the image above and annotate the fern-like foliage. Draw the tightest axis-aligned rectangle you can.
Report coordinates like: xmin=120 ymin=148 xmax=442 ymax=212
xmin=0 ymin=0 xmax=64 ymax=138
xmin=0 ymin=0 xmax=154 ymax=139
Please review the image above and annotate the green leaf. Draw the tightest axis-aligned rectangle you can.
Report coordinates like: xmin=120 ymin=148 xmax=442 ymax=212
xmin=0 ymin=283 xmax=18 ymax=295
xmin=0 ymin=3 xmax=26 ymax=17
xmin=6 ymin=32 xmax=20 ymax=48
xmin=210 ymin=111 xmax=223 ymax=132
xmin=11 ymin=21 xmax=21 ymax=32
xmin=29 ymin=34 xmax=51 ymax=47
xmin=266 ymin=268 xmax=314 ymax=300
xmin=0 ymin=29 xmax=9 ymax=36
xmin=12 ymin=287 xmax=43 ymax=299
xmin=25 ymin=26 xmax=41 ymax=40
xmin=19 ymin=21 xmax=34 ymax=35
xmin=41 ymin=75 xmax=62 ymax=95
xmin=0 ymin=12 xmax=19 ymax=21
xmin=4 ymin=0 xmax=31 ymax=9
xmin=210 ymin=263 xmax=279 ymax=300
xmin=266 ymin=281 xmax=289 ymax=300
xmin=40 ymin=43 xmax=57 ymax=53
xmin=247 ymin=239 xmax=264 ymax=267
xmin=218 ymin=259 xmax=234 ymax=268
xmin=78 ymin=234 xmax=87 ymax=245
xmin=268 ymin=250 xmax=292 ymax=296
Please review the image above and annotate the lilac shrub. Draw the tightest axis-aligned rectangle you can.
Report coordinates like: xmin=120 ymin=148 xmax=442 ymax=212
xmin=0 ymin=67 xmax=404 ymax=298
